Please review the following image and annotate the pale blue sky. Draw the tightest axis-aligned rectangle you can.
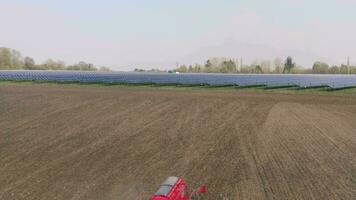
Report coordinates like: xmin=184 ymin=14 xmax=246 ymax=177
xmin=1 ymin=0 xmax=355 ymax=70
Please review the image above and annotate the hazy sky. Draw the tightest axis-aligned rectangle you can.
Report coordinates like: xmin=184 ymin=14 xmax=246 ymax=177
xmin=1 ymin=0 xmax=355 ymax=70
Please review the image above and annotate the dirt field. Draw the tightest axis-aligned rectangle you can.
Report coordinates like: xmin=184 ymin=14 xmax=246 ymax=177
xmin=1 ymin=83 xmax=356 ymax=200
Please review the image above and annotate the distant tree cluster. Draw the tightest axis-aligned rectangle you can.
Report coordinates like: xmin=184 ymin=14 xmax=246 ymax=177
xmin=174 ymin=56 xmax=356 ymax=74
xmin=0 ymin=48 xmax=24 ymax=70
xmin=175 ymin=57 xmax=301 ymax=74
xmin=134 ymin=68 xmax=167 ymax=73
xmin=0 ymin=47 xmax=111 ymax=71
xmin=312 ymin=61 xmax=355 ymax=74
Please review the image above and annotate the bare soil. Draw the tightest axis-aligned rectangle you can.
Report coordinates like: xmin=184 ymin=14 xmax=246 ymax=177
xmin=0 ymin=83 xmax=356 ymax=200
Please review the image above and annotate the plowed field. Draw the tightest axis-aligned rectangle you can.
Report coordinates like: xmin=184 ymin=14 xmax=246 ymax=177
xmin=1 ymin=83 xmax=356 ymax=200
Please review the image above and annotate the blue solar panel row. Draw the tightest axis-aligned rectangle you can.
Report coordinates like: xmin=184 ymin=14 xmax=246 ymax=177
xmin=1 ymin=70 xmax=356 ymax=89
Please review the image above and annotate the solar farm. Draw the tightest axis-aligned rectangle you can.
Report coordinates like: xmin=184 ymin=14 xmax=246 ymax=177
xmin=1 ymin=73 xmax=356 ymax=200
xmin=1 ymin=70 xmax=356 ymax=89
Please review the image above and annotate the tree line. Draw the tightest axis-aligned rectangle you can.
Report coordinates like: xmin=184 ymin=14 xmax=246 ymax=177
xmin=174 ymin=57 xmax=356 ymax=74
xmin=0 ymin=47 xmax=111 ymax=71
xmin=2 ymin=47 xmax=355 ymax=74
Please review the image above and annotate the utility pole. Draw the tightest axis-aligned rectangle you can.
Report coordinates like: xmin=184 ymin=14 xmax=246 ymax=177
xmin=347 ymin=56 xmax=350 ymax=74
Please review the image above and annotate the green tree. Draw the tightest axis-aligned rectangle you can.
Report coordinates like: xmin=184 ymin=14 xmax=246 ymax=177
xmin=283 ymin=56 xmax=295 ymax=73
xmin=0 ymin=48 xmax=12 ymax=69
xmin=328 ymin=66 xmax=340 ymax=74
xmin=261 ymin=60 xmax=271 ymax=73
xmin=340 ymin=64 xmax=349 ymax=74
xmin=273 ymin=58 xmax=283 ymax=74
xmin=240 ymin=65 xmax=254 ymax=73
xmin=255 ymin=65 xmax=263 ymax=73
xmin=42 ymin=59 xmax=65 ymax=70
xmin=194 ymin=64 xmax=202 ymax=72
xmin=350 ymin=66 xmax=356 ymax=74
xmin=0 ymin=47 xmax=24 ymax=69
xmin=67 ymin=61 xmax=97 ymax=71
xmin=24 ymin=57 xmax=36 ymax=70
xmin=312 ymin=61 xmax=329 ymax=74
xmin=188 ymin=65 xmax=193 ymax=72
xmin=176 ymin=65 xmax=188 ymax=73
xmin=290 ymin=66 xmax=304 ymax=74
xmin=204 ymin=60 xmax=213 ymax=72
xmin=220 ymin=60 xmax=237 ymax=73
xmin=99 ymin=66 xmax=111 ymax=72
xmin=11 ymin=49 xmax=24 ymax=69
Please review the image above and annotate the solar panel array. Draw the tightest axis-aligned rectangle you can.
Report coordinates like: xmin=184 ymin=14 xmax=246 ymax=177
xmin=1 ymin=70 xmax=356 ymax=89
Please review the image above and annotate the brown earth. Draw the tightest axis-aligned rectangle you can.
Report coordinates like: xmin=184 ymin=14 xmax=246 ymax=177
xmin=0 ymin=83 xmax=356 ymax=200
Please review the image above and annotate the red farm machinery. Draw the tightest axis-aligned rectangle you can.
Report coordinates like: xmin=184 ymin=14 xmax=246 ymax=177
xmin=151 ymin=176 xmax=206 ymax=200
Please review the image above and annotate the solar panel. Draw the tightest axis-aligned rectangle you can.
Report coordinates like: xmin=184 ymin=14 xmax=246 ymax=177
xmin=0 ymin=70 xmax=356 ymax=89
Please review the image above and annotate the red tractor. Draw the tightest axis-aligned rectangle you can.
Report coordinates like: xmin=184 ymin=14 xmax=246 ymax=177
xmin=151 ymin=176 xmax=206 ymax=200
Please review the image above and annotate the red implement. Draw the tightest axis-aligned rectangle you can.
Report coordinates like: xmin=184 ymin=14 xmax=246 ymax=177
xmin=151 ymin=177 xmax=206 ymax=200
